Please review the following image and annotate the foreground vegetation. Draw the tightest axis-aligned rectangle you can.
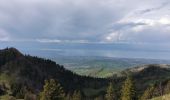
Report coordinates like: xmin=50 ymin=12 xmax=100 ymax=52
xmin=0 ymin=48 xmax=170 ymax=100
xmin=151 ymin=93 xmax=170 ymax=100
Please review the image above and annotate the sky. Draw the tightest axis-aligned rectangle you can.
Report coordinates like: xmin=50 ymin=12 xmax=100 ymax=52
xmin=1 ymin=0 xmax=170 ymax=59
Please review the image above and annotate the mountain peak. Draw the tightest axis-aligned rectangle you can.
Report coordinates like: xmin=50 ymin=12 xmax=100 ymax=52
xmin=0 ymin=47 xmax=22 ymax=55
xmin=0 ymin=47 xmax=23 ymax=66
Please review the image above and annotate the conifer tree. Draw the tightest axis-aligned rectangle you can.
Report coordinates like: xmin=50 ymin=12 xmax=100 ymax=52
xmin=140 ymin=85 xmax=155 ymax=100
xmin=65 ymin=93 xmax=72 ymax=100
xmin=164 ymin=80 xmax=170 ymax=94
xmin=121 ymin=76 xmax=136 ymax=100
xmin=40 ymin=79 xmax=65 ymax=100
xmin=72 ymin=90 xmax=82 ymax=100
xmin=94 ymin=96 xmax=103 ymax=100
xmin=105 ymin=82 xmax=116 ymax=100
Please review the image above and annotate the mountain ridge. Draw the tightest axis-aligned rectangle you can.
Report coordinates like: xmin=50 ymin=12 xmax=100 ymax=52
xmin=0 ymin=47 xmax=108 ymax=99
xmin=0 ymin=47 xmax=170 ymax=99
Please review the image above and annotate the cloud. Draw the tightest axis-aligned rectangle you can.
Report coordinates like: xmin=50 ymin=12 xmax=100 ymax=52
xmin=159 ymin=17 xmax=170 ymax=25
xmin=0 ymin=29 xmax=10 ymax=41
xmin=135 ymin=2 xmax=168 ymax=15
xmin=36 ymin=38 xmax=90 ymax=44
xmin=36 ymin=39 xmax=61 ymax=43
xmin=0 ymin=0 xmax=124 ymax=40
xmin=105 ymin=1 xmax=170 ymax=44
xmin=104 ymin=32 xmax=121 ymax=42
xmin=0 ymin=0 xmax=170 ymax=44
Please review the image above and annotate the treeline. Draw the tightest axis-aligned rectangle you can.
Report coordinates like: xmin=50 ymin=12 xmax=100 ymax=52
xmin=104 ymin=77 xmax=170 ymax=100
xmin=1 ymin=48 xmax=170 ymax=100
xmin=19 ymin=77 xmax=170 ymax=100
xmin=0 ymin=48 xmax=108 ymax=99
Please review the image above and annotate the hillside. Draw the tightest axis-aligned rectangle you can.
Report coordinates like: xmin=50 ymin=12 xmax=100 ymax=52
xmin=0 ymin=48 xmax=170 ymax=100
xmin=0 ymin=48 xmax=108 ymax=99
xmin=151 ymin=93 xmax=170 ymax=100
xmin=119 ymin=64 xmax=170 ymax=93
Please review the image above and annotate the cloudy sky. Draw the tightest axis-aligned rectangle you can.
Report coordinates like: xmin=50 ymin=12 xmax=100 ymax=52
xmin=1 ymin=0 xmax=170 ymax=59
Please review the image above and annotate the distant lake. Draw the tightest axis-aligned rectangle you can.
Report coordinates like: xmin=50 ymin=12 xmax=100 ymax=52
xmin=1 ymin=42 xmax=170 ymax=60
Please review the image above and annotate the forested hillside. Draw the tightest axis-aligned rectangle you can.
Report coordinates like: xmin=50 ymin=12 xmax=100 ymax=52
xmin=0 ymin=48 xmax=108 ymax=100
xmin=0 ymin=48 xmax=170 ymax=100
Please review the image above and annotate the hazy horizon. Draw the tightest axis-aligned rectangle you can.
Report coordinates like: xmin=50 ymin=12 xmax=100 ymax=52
xmin=1 ymin=0 xmax=170 ymax=60
xmin=1 ymin=42 xmax=170 ymax=60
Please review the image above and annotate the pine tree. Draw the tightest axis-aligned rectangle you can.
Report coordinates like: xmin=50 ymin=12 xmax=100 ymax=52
xmin=94 ymin=96 xmax=104 ymax=100
xmin=164 ymin=80 xmax=170 ymax=94
xmin=65 ymin=93 xmax=72 ymax=100
xmin=105 ymin=82 xmax=116 ymax=100
xmin=72 ymin=90 xmax=82 ymax=100
xmin=24 ymin=92 xmax=37 ymax=100
xmin=121 ymin=76 xmax=136 ymax=100
xmin=40 ymin=79 xmax=65 ymax=100
xmin=140 ymin=85 xmax=155 ymax=100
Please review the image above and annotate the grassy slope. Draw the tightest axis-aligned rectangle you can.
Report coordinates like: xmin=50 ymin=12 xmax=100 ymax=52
xmin=72 ymin=67 xmax=121 ymax=77
xmin=0 ymin=95 xmax=23 ymax=100
xmin=151 ymin=94 xmax=170 ymax=100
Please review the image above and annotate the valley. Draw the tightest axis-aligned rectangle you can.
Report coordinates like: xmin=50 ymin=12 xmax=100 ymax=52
xmin=53 ymin=56 xmax=170 ymax=77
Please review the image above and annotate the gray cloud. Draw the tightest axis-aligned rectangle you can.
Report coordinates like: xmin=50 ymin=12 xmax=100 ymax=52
xmin=135 ymin=2 xmax=168 ymax=15
xmin=0 ymin=0 xmax=170 ymax=44
xmin=0 ymin=0 xmax=124 ymax=40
